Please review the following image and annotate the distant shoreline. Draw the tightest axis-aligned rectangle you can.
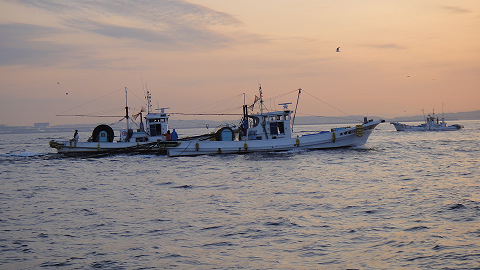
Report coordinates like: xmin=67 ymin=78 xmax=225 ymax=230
xmin=2 ymin=110 xmax=479 ymax=135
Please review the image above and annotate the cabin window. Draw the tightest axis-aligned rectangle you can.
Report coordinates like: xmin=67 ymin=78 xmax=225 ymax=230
xmin=284 ymin=114 xmax=290 ymax=120
xmin=276 ymin=115 xmax=282 ymax=120
xmin=250 ymin=116 xmax=260 ymax=128
xmin=149 ymin=123 xmax=162 ymax=136
xmin=149 ymin=118 xmax=166 ymax=123
xmin=270 ymin=122 xmax=278 ymax=135
xmin=277 ymin=121 xmax=285 ymax=134
xmin=149 ymin=124 xmax=156 ymax=136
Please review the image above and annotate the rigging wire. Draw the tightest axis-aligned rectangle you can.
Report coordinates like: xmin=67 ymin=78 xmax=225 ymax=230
xmin=57 ymin=88 xmax=125 ymax=116
xmin=56 ymin=87 xmax=146 ymax=118
xmin=302 ymin=90 xmax=362 ymax=123
xmin=251 ymin=89 xmax=299 ymax=113
xmin=178 ymin=93 xmax=246 ymax=115
xmin=220 ymin=94 xmax=244 ymax=115
xmin=129 ymin=88 xmax=148 ymax=105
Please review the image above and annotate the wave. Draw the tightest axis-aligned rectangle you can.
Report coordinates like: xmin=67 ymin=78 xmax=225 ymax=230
xmin=0 ymin=151 xmax=44 ymax=157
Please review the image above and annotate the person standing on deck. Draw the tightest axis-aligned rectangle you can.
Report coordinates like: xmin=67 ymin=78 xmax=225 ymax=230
xmin=171 ymin=129 xmax=178 ymax=141
xmin=164 ymin=130 xmax=171 ymax=141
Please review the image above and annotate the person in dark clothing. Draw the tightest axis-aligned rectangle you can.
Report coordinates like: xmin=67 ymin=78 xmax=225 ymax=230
xmin=171 ymin=129 xmax=178 ymax=141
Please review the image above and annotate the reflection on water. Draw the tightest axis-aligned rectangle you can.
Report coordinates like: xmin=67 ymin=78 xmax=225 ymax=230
xmin=0 ymin=120 xmax=479 ymax=269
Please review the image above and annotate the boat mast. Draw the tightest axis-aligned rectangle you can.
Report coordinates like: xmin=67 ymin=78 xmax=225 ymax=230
xmin=146 ymin=90 xmax=152 ymax=114
xmin=292 ymin=88 xmax=301 ymax=132
xmin=442 ymin=103 xmax=444 ymax=123
xmin=259 ymin=84 xmax=264 ymax=115
xmin=242 ymin=92 xmax=248 ymax=131
xmin=125 ymin=87 xmax=129 ymax=130
xmin=259 ymin=85 xmax=269 ymax=139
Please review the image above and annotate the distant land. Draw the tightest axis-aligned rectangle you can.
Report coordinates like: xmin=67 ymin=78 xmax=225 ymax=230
xmin=1 ymin=110 xmax=479 ymax=134
xmin=294 ymin=110 xmax=480 ymax=125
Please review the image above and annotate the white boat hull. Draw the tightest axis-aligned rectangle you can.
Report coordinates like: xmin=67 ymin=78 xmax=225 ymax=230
xmin=391 ymin=122 xmax=463 ymax=131
xmin=49 ymin=140 xmax=179 ymax=155
xmin=167 ymin=120 xmax=382 ymax=157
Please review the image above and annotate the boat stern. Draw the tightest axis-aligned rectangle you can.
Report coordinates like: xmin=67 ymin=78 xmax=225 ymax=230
xmin=49 ymin=140 xmax=66 ymax=150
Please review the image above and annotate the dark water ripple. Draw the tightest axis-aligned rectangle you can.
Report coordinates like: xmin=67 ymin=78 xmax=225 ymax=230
xmin=1 ymin=121 xmax=480 ymax=269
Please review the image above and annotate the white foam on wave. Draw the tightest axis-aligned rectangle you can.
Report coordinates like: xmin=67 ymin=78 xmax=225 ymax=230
xmin=351 ymin=144 xmax=374 ymax=150
xmin=3 ymin=151 xmax=41 ymax=157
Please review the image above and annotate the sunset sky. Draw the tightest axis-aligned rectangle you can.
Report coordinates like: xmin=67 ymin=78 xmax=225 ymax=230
xmin=1 ymin=0 xmax=479 ymax=126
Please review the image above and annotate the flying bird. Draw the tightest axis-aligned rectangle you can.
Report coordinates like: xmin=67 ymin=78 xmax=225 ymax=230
xmin=336 ymin=47 xmax=340 ymax=52
xmin=57 ymin=82 xmax=60 ymax=84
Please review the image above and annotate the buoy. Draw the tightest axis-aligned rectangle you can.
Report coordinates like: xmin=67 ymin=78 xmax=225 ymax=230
xmin=332 ymin=132 xmax=336 ymax=143
xmin=195 ymin=142 xmax=199 ymax=151
xmin=356 ymin=124 xmax=364 ymax=137
xmin=244 ymin=142 xmax=248 ymax=150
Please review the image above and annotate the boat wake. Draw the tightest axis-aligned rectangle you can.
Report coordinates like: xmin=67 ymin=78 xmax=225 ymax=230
xmin=1 ymin=151 xmax=42 ymax=157
xmin=350 ymin=144 xmax=376 ymax=151
xmin=0 ymin=151 xmax=51 ymax=162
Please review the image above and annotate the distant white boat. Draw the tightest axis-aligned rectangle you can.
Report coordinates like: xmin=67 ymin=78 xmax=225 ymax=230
xmin=391 ymin=111 xmax=463 ymax=131
xmin=167 ymin=88 xmax=384 ymax=157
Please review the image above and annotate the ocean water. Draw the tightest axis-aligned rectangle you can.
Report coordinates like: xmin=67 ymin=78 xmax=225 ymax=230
xmin=1 ymin=120 xmax=480 ymax=269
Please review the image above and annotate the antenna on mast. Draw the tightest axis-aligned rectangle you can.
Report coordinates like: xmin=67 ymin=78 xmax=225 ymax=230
xmin=146 ymin=90 xmax=152 ymax=114
xmin=259 ymin=84 xmax=264 ymax=115
xmin=125 ymin=87 xmax=129 ymax=130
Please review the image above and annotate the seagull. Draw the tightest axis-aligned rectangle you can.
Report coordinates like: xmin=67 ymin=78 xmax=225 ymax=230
xmin=57 ymin=82 xmax=60 ymax=84
xmin=336 ymin=47 xmax=340 ymax=52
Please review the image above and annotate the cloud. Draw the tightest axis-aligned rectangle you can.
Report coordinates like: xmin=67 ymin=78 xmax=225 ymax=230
xmin=15 ymin=0 xmax=242 ymax=38
xmin=442 ymin=6 xmax=472 ymax=14
xmin=2 ymin=0 xmax=263 ymax=66
xmin=0 ymin=0 xmax=264 ymax=66
xmin=0 ymin=23 xmax=72 ymax=66
xmin=64 ymin=18 xmax=233 ymax=49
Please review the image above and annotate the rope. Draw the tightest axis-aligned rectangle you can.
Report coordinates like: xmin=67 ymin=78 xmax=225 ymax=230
xmin=181 ymin=93 xmax=246 ymax=115
xmin=57 ymin=88 xmax=125 ymax=115
xmin=302 ymin=90 xmax=362 ymax=123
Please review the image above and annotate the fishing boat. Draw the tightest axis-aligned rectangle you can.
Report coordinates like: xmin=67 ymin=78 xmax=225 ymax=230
xmin=167 ymin=88 xmax=385 ymax=157
xmin=49 ymin=88 xmax=179 ymax=155
xmin=390 ymin=111 xmax=463 ymax=131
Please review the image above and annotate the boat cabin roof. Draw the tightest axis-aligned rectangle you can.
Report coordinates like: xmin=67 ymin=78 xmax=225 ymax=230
xmin=145 ymin=113 xmax=168 ymax=122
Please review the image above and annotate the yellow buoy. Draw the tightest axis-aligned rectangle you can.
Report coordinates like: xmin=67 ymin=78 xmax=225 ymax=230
xmin=356 ymin=124 xmax=364 ymax=137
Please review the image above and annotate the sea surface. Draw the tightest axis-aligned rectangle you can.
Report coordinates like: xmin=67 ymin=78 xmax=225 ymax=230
xmin=1 ymin=120 xmax=480 ymax=269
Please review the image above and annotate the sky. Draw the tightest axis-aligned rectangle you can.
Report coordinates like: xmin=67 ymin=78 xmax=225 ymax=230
xmin=1 ymin=0 xmax=479 ymax=126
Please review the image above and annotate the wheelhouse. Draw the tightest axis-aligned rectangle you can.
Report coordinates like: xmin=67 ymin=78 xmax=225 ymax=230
xmin=246 ymin=104 xmax=293 ymax=140
xmin=145 ymin=108 xmax=169 ymax=137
